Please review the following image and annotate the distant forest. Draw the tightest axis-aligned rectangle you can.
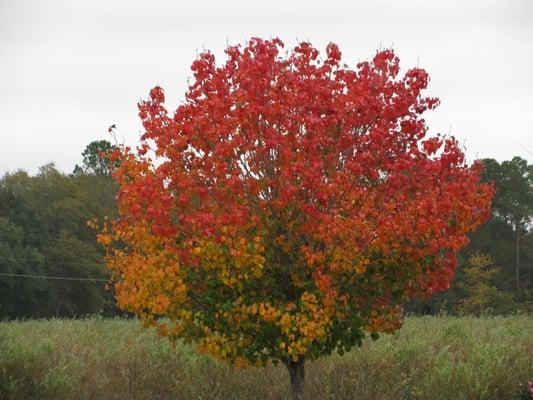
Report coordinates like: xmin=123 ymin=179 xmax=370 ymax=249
xmin=0 ymin=140 xmax=532 ymax=319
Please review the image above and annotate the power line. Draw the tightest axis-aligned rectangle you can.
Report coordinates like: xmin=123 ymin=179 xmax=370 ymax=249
xmin=3 ymin=258 xmax=106 ymax=268
xmin=518 ymin=143 xmax=533 ymax=157
xmin=24 ymin=260 xmax=105 ymax=268
xmin=8 ymin=233 xmax=99 ymax=242
xmin=0 ymin=272 xmax=108 ymax=282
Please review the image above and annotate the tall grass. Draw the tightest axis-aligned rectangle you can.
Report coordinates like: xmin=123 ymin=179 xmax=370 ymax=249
xmin=1 ymin=315 xmax=531 ymax=399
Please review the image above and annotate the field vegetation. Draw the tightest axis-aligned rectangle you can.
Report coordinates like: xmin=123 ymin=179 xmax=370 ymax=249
xmin=1 ymin=315 xmax=531 ymax=400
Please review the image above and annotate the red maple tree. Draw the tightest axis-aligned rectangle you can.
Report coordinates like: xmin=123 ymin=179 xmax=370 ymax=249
xmin=98 ymin=38 xmax=493 ymax=399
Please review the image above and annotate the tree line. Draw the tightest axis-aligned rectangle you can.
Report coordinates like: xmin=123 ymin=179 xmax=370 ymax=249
xmin=0 ymin=140 xmax=531 ymax=319
xmin=0 ymin=141 xmax=118 ymax=318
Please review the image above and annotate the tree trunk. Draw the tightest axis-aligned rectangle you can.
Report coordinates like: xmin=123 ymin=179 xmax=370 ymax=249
xmin=515 ymin=221 xmax=520 ymax=301
xmin=286 ymin=358 xmax=305 ymax=400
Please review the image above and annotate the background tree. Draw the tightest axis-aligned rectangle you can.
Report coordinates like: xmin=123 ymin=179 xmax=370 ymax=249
xmin=0 ymin=154 xmax=118 ymax=318
xmin=73 ymin=139 xmax=119 ymax=176
xmin=0 ymin=215 xmax=46 ymax=316
xmin=458 ymin=253 xmax=514 ymax=315
xmin=99 ymin=38 xmax=492 ymax=399
xmin=467 ymin=158 xmax=533 ymax=301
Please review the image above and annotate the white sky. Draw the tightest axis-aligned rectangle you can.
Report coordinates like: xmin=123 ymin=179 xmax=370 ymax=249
xmin=1 ymin=0 xmax=532 ymax=175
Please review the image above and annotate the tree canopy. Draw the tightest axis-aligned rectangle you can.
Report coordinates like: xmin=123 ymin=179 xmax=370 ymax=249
xmin=474 ymin=157 xmax=532 ymax=298
xmin=98 ymin=38 xmax=493 ymax=398
xmin=73 ymin=140 xmax=119 ymax=176
xmin=0 ymin=161 xmax=118 ymax=319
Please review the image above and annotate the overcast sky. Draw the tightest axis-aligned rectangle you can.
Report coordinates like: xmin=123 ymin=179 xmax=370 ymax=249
xmin=1 ymin=0 xmax=532 ymax=175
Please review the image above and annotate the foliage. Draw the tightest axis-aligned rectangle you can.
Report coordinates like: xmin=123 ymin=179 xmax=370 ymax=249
xmin=98 ymin=37 xmax=492 ymax=394
xmin=482 ymin=157 xmax=533 ymax=229
xmin=458 ymin=253 xmax=514 ymax=315
xmin=0 ymin=160 xmax=118 ymax=319
xmin=477 ymin=157 xmax=533 ymax=298
xmin=0 ymin=316 xmax=532 ymax=400
xmin=73 ymin=140 xmax=119 ymax=176
xmin=406 ymin=158 xmax=533 ymax=315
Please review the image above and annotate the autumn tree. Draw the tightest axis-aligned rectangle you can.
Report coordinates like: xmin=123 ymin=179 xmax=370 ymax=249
xmin=98 ymin=38 xmax=492 ymax=399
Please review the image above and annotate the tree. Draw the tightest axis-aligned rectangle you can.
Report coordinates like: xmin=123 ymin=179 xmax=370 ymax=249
xmin=0 ymin=164 xmax=118 ymax=318
xmin=98 ymin=38 xmax=492 ymax=399
xmin=0 ymin=215 xmax=46 ymax=317
xmin=73 ymin=140 xmax=119 ymax=176
xmin=458 ymin=253 xmax=514 ymax=315
xmin=480 ymin=157 xmax=533 ymax=300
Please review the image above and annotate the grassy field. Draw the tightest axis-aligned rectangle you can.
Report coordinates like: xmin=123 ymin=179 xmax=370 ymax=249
xmin=0 ymin=315 xmax=532 ymax=400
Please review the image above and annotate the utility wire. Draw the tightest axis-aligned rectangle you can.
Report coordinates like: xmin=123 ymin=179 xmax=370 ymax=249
xmin=22 ymin=260 xmax=105 ymax=268
xmin=6 ymin=234 xmax=99 ymax=242
xmin=518 ymin=143 xmax=533 ymax=157
xmin=0 ymin=272 xmax=108 ymax=282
